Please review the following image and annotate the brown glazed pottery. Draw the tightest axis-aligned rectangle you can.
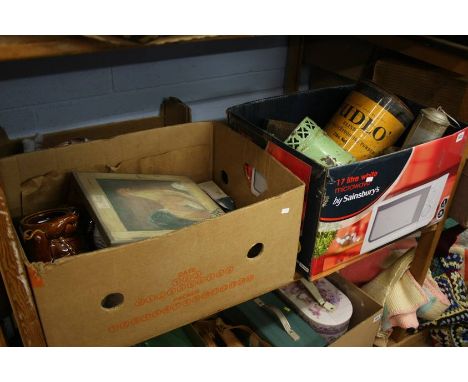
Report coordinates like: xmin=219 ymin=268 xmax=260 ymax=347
xmin=20 ymin=207 xmax=82 ymax=263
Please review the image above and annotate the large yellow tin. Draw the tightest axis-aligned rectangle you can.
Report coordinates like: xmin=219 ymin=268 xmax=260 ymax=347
xmin=325 ymin=81 xmax=414 ymax=160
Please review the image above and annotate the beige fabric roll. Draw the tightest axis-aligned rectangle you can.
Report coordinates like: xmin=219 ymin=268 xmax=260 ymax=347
xmin=362 ymin=249 xmax=415 ymax=346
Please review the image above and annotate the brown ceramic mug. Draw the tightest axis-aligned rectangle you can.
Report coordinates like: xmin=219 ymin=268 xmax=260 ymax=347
xmin=20 ymin=207 xmax=82 ymax=263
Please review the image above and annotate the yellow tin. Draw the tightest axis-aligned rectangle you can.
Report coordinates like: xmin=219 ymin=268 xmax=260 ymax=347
xmin=324 ymin=81 xmax=414 ymax=160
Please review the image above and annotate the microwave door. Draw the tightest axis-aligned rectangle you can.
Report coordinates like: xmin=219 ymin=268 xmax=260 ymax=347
xmin=360 ymin=173 xmax=449 ymax=254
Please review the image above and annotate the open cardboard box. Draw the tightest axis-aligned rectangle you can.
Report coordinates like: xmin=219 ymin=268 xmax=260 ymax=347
xmin=0 ymin=121 xmax=304 ymax=346
xmin=327 ymin=273 xmax=382 ymax=347
xmin=227 ymin=85 xmax=468 ymax=279
xmin=212 ymin=272 xmax=382 ymax=347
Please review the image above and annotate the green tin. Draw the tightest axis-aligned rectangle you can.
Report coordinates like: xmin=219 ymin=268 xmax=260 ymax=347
xmin=284 ymin=117 xmax=356 ymax=167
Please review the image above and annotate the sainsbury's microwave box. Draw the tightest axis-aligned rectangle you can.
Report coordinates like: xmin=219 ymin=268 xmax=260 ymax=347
xmin=227 ymin=85 xmax=468 ymax=279
xmin=0 ymin=121 xmax=304 ymax=346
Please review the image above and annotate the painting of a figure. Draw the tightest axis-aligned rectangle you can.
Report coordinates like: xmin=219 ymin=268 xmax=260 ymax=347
xmin=97 ymin=178 xmax=216 ymax=231
xmin=73 ymin=172 xmax=224 ymax=245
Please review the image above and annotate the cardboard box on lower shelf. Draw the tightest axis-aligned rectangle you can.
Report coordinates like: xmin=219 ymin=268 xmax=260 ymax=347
xmin=164 ymin=273 xmax=383 ymax=347
xmin=327 ymin=273 xmax=382 ymax=347
xmin=0 ymin=121 xmax=305 ymax=346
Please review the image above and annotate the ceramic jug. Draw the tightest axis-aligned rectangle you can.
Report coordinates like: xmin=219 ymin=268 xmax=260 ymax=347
xmin=20 ymin=207 xmax=82 ymax=263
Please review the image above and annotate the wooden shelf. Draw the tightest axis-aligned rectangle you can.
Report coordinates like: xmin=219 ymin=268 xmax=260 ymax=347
xmin=0 ymin=35 xmax=247 ymax=63
xmin=357 ymin=36 xmax=468 ymax=77
xmin=311 ymin=247 xmax=380 ymax=281
xmin=0 ymin=36 xmax=111 ymax=62
xmin=388 ymin=329 xmax=431 ymax=347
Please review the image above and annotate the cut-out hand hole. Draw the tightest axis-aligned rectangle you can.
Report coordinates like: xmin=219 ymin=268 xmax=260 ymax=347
xmin=101 ymin=293 xmax=124 ymax=310
xmin=247 ymin=243 xmax=264 ymax=259
xmin=221 ymin=170 xmax=229 ymax=185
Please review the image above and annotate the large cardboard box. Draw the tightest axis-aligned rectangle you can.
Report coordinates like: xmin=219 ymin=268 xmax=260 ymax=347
xmin=227 ymin=86 xmax=468 ymax=279
xmin=0 ymin=122 xmax=305 ymax=346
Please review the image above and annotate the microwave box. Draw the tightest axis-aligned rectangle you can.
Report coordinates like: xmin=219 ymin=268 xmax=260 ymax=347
xmin=0 ymin=122 xmax=304 ymax=346
xmin=227 ymin=86 xmax=468 ymax=279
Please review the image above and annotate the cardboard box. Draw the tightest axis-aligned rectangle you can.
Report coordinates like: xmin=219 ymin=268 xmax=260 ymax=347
xmin=327 ymin=273 xmax=382 ymax=347
xmin=0 ymin=122 xmax=305 ymax=346
xmin=217 ymin=272 xmax=382 ymax=347
xmin=373 ymin=58 xmax=468 ymax=122
xmin=0 ymin=97 xmax=191 ymax=158
xmin=227 ymin=86 xmax=468 ymax=279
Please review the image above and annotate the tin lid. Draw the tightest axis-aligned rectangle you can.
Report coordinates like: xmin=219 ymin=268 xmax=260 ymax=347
xmin=421 ymin=107 xmax=451 ymax=126
xmin=356 ymin=80 xmax=415 ymax=127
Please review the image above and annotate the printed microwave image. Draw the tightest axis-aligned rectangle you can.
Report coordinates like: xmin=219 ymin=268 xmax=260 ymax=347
xmin=360 ymin=173 xmax=449 ymax=254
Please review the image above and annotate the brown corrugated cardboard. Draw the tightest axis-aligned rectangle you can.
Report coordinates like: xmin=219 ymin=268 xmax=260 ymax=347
xmin=328 ymin=273 xmax=382 ymax=347
xmin=0 ymin=97 xmax=191 ymax=158
xmin=0 ymin=121 xmax=304 ymax=346
xmin=373 ymin=59 xmax=468 ymax=121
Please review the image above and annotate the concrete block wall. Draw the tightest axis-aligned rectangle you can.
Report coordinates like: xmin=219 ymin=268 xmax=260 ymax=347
xmin=0 ymin=37 xmax=309 ymax=139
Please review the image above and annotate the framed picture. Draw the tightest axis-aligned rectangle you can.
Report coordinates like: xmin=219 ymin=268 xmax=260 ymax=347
xmin=73 ymin=172 xmax=224 ymax=246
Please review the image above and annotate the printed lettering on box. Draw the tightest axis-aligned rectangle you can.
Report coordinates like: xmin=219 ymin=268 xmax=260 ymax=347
xmin=107 ymin=266 xmax=255 ymax=333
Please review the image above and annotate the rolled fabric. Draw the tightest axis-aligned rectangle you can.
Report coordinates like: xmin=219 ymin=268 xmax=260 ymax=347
xmin=417 ymin=272 xmax=450 ymax=321
xmin=362 ymin=249 xmax=415 ymax=345
xmin=385 ymin=271 xmax=429 ymax=330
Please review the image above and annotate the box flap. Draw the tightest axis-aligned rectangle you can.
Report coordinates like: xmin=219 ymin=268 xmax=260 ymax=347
xmin=0 ymin=122 xmax=214 ymax=217
xmin=0 ymin=98 xmax=192 ymax=158
xmin=328 ymin=273 xmax=382 ymax=347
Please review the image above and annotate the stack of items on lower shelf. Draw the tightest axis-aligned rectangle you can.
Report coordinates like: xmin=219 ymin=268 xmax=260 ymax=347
xmin=137 ymin=273 xmax=382 ymax=347
xmin=137 ymin=226 xmax=468 ymax=347
xmin=360 ymin=248 xmax=450 ymax=346
xmin=334 ymin=227 xmax=467 ymax=347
